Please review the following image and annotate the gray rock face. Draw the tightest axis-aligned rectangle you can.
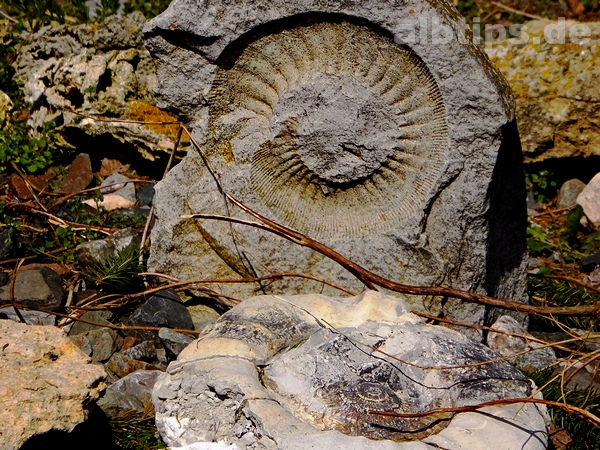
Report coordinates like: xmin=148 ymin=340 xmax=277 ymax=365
xmin=0 ymin=266 xmax=64 ymax=309
xmin=487 ymin=315 xmax=556 ymax=372
xmin=145 ymin=0 xmax=528 ymax=330
xmin=125 ymin=289 xmax=194 ymax=340
xmin=0 ymin=320 xmax=106 ymax=450
xmin=152 ymin=292 xmax=548 ymax=449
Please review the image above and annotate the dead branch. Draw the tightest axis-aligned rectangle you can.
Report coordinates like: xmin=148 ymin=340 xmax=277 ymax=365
xmin=369 ymin=396 xmax=600 ymax=429
xmin=186 ymin=201 xmax=600 ymax=320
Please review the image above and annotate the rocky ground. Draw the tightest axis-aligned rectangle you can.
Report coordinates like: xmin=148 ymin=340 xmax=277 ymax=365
xmin=0 ymin=1 xmax=600 ymax=449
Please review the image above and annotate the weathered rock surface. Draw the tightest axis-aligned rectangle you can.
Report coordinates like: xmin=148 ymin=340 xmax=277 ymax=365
xmin=13 ymin=13 xmax=185 ymax=162
xmin=76 ymin=227 xmax=140 ymax=265
xmin=69 ymin=327 xmax=124 ymax=363
xmin=152 ymin=291 xmax=548 ymax=449
xmin=487 ymin=315 xmax=556 ymax=371
xmin=557 ymin=178 xmax=587 ymax=209
xmin=0 ymin=320 xmax=106 ymax=449
xmin=577 ymin=172 xmax=600 ymax=225
xmin=124 ymin=289 xmax=194 ymax=340
xmin=486 ymin=20 xmax=600 ymax=162
xmin=98 ymin=369 xmax=160 ymax=418
xmin=0 ymin=266 xmax=64 ymax=309
xmin=146 ymin=0 xmax=528 ymax=332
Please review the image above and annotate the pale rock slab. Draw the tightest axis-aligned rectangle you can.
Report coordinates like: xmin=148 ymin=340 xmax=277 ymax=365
xmin=145 ymin=0 xmax=528 ymax=333
xmin=0 ymin=320 xmax=106 ymax=449
xmin=152 ymin=291 xmax=548 ymax=450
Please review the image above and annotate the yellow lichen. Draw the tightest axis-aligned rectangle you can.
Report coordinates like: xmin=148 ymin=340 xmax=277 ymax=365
xmin=126 ymin=100 xmax=189 ymax=143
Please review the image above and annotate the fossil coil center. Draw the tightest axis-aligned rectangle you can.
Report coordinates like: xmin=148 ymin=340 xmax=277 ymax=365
xmin=208 ymin=20 xmax=449 ymax=239
xmin=272 ymin=72 xmax=399 ymax=183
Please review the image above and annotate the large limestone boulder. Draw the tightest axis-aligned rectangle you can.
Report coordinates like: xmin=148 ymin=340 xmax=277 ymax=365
xmin=145 ymin=0 xmax=528 ymax=329
xmin=486 ymin=20 xmax=600 ymax=162
xmin=152 ymin=291 xmax=548 ymax=449
xmin=0 ymin=320 xmax=107 ymax=449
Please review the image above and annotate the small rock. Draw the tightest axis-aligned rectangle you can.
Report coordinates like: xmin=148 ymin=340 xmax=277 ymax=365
xmin=556 ymin=179 xmax=586 ymax=209
xmin=105 ymin=352 xmax=153 ymax=379
xmin=487 ymin=315 xmax=556 ymax=371
xmin=125 ymin=289 xmax=194 ymax=340
xmin=187 ymin=303 xmax=221 ymax=333
xmin=583 ymin=266 xmax=600 ymax=289
xmin=122 ymin=340 xmax=157 ymax=362
xmin=99 ymin=369 xmax=160 ymax=418
xmin=526 ymin=191 xmax=542 ymax=214
xmin=577 ymin=172 xmax=600 ymax=225
xmin=76 ymin=227 xmax=140 ymax=265
xmin=158 ymin=328 xmax=194 ymax=359
xmin=0 ymin=321 xmax=106 ymax=449
xmin=0 ymin=229 xmax=12 ymax=260
xmin=70 ymin=328 xmax=123 ymax=363
xmin=68 ymin=310 xmax=114 ymax=335
xmin=137 ymin=184 xmax=155 ymax=206
xmin=0 ymin=307 xmax=56 ymax=325
xmin=100 ymin=173 xmax=136 ymax=203
xmin=120 ymin=336 xmax=139 ymax=351
xmin=0 ymin=271 xmax=7 ymax=287
xmin=581 ymin=251 xmax=600 ymax=272
xmin=97 ymin=389 xmax=144 ymax=419
xmin=0 ymin=266 xmax=64 ymax=309
xmin=54 ymin=153 xmax=94 ymax=194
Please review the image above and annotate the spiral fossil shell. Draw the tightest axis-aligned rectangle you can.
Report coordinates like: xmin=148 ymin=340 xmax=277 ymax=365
xmin=209 ymin=19 xmax=448 ymax=239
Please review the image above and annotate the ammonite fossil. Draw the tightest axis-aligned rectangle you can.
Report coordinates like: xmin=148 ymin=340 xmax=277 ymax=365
xmin=208 ymin=19 xmax=448 ymax=239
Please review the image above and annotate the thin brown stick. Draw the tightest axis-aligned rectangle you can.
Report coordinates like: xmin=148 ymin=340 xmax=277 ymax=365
xmin=188 ymin=203 xmax=600 ymax=319
xmin=9 ymin=259 xmax=26 ymax=323
xmin=489 ymin=1 xmax=545 ymax=20
xmin=369 ymin=397 xmax=600 ymax=428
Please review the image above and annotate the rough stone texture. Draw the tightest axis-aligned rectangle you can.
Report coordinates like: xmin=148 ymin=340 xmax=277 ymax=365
xmin=0 ymin=320 xmax=106 ymax=449
xmin=69 ymin=327 xmax=124 ymax=363
xmin=125 ymin=289 xmax=194 ymax=340
xmin=122 ymin=340 xmax=158 ymax=362
xmin=577 ymin=172 xmax=600 ymax=225
xmin=153 ymin=291 xmax=548 ymax=449
xmin=98 ymin=369 xmax=160 ymax=418
xmin=75 ymin=227 xmax=140 ymax=265
xmin=145 ymin=0 xmax=528 ymax=332
xmin=158 ymin=327 xmax=194 ymax=359
xmin=487 ymin=315 xmax=556 ymax=372
xmin=55 ymin=153 xmax=94 ymax=194
xmin=100 ymin=173 xmax=137 ymax=203
xmin=12 ymin=13 xmax=185 ymax=161
xmin=0 ymin=266 xmax=64 ymax=309
xmin=557 ymin=178 xmax=587 ymax=209
xmin=68 ymin=310 xmax=114 ymax=335
xmin=486 ymin=20 xmax=600 ymax=162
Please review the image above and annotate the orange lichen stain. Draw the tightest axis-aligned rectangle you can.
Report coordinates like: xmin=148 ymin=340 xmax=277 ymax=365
xmin=409 ymin=9 xmax=415 ymax=13
xmin=127 ymin=100 xmax=189 ymax=143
